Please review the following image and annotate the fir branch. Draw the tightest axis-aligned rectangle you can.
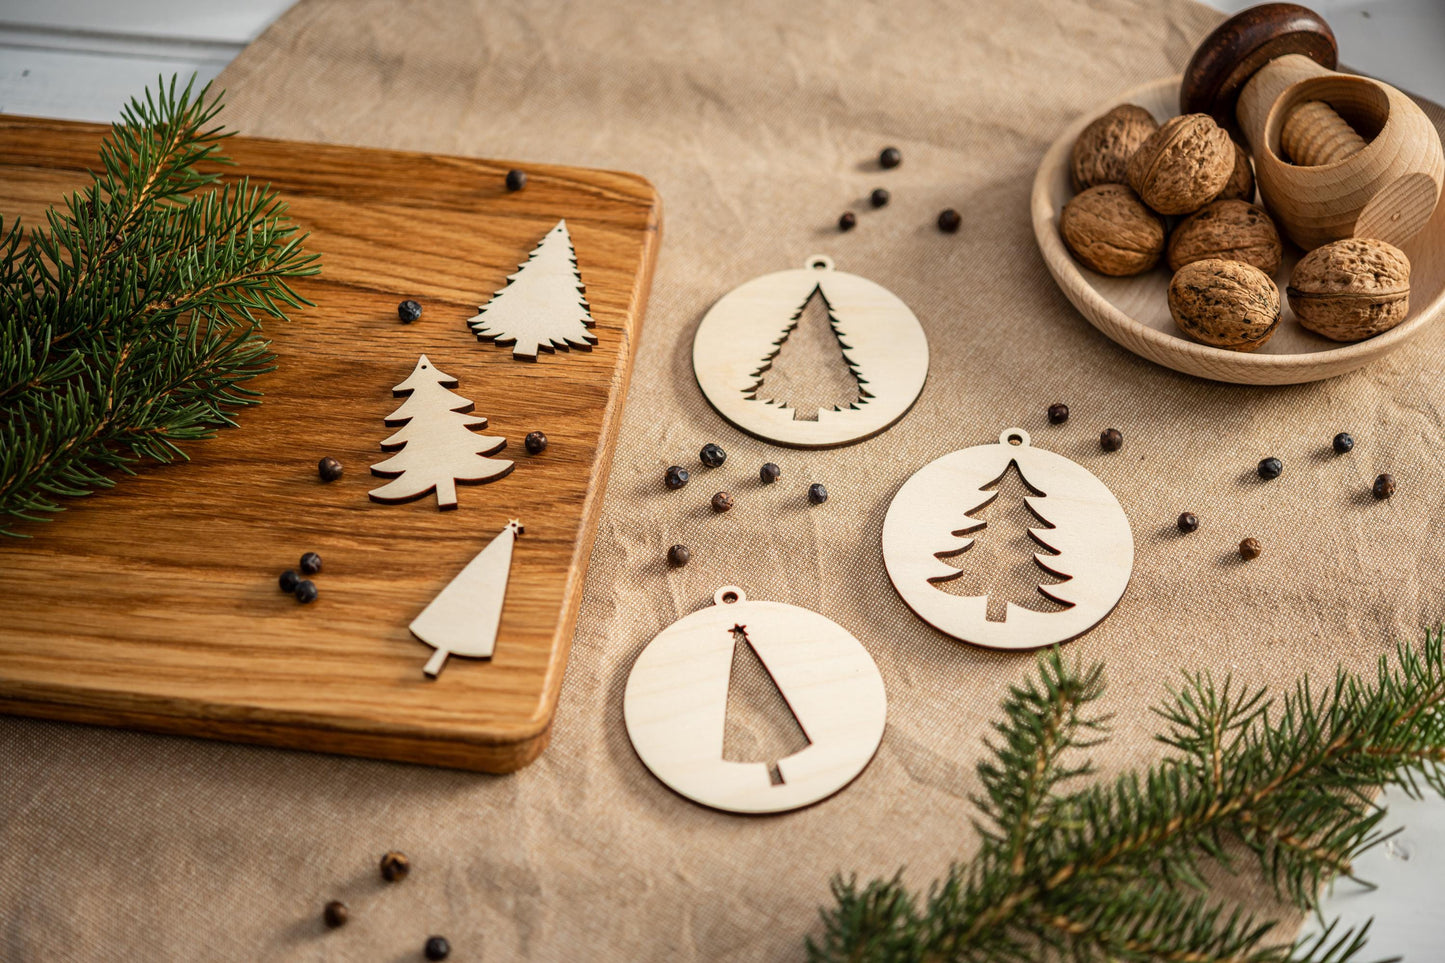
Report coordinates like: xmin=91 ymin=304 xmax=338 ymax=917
xmin=810 ymin=631 xmax=1445 ymax=963
xmin=0 ymin=75 xmax=319 ymax=536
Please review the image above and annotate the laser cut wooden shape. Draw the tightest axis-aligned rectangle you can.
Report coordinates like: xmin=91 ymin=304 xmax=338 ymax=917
xmin=693 ymin=256 xmax=928 ymax=448
xmin=368 ymin=354 xmax=514 ymax=509
xmin=411 ymin=520 xmax=523 ymax=677
xmin=743 ymin=286 xmax=870 ymax=421
xmin=469 ymin=219 xmax=598 ymax=360
xmin=883 ymin=429 xmax=1133 ymax=650
xmin=624 ymin=587 xmax=887 ymax=814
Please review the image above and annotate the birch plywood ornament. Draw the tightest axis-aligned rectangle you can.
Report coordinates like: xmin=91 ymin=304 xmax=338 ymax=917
xmin=882 ymin=429 xmax=1133 ymax=650
xmin=692 ymin=256 xmax=929 ymax=448
xmin=369 ymin=355 xmax=513 ymax=508
xmin=624 ymin=587 xmax=886 ymax=814
xmin=468 ymin=219 xmax=598 ymax=360
xmin=411 ymin=520 xmax=523 ymax=677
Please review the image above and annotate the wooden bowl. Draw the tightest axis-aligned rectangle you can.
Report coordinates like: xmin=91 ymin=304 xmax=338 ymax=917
xmin=1031 ymin=76 xmax=1445 ymax=385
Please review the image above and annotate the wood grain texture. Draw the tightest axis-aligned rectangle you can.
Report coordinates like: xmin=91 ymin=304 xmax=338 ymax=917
xmin=1032 ymin=76 xmax=1445 ymax=385
xmin=0 ymin=115 xmax=661 ymax=772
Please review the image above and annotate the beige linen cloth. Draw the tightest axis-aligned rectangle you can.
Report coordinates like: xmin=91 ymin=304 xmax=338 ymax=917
xmin=6 ymin=1 xmax=1445 ymax=959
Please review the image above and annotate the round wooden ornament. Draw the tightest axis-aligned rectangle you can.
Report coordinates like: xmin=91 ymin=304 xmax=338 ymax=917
xmin=882 ymin=429 xmax=1133 ymax=650
xmin=692 ymin=256 xmax=929 ymax=448
xmin=623 ymin=587 xmax=887 ymax=814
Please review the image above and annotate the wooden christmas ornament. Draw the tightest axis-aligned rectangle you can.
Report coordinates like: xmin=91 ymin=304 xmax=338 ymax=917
xmin=882 ymin=429 xmax=1133 ymax=650
xmin=369 ymin=354 xmax=514 ymax=508
xmin=411 ymin=520 xmax=523 ymax=677
xmin=692 ymin=256 xmax=929 ymax=448
xmin=468 ymin=219 xmax=598 ymax=360
xmin=624 ymin=587 xmax=886 ymax=814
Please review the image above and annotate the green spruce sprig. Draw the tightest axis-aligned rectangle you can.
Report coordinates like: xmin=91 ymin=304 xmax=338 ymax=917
xmin=811 ymin=631 xmax=1445 ymax=962
xmin=0 ymin=75 xmax=319 ymax=536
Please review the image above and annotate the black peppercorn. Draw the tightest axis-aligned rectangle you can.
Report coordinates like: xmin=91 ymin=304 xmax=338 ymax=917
xmin=279 ymin=569 xmax=300 ymax=593
xmin=1239 ymin=537 xmax=1262 ymax=561
xmin=1047 ymin=403 xmax=1070 ymax=425
xmin=318 ymin=456 xmax=344 ymax=482
xmin=380 ymin=851 xmax=410 ymax=883
xmin=664 ymin=465 xmax=690 ymax=490
xmin=1100 ymin=428 xmax=1123 ymax=452
xmin=1257 ymin=457 xmax=1283 ymax=480
xmin=525 ymin=431 xmax=548 ymax=455
xmin=760 ymin=462 xmax=782 ymax=484
xmin=667 ymin=544 xmax=690 ymax=567
xmin=323 ymin=900 xmax=348 ymax=929
xmin=869 ymin=188 xmax=890 ymax=208
xmin=294 ymin=580 xmax=318 ymax=604
xmin=711 ymin=491 xmax=734 ymax=513
xmin=879 ymin=146 xmax=902 ymax=169
xmin=505 ymin=169 xmax=527 ymax=191
xmin=299 ymin=552 xmax=322 ymax=576
xmin=397 ymin=299 xmax=423 ymax=323
xmin=808 ymin=483 xmax=829 ymax=505
xmin=1373 ymin=473 xmax=1396 ymax=500
xmin=937 ymin=208 xmax=961 ymax=233
xmin=1177 ymin=512 xmax=1198 ymax=534
xmin=699 ymin=443 xmax=727 ymax=468
xmin=424 ymin=936 xmax=451 ymax=961
xmin=1333 ymin=432 xmax=1355 ymax=454
xmin=838 ymin=211 xmax=857 ymax=232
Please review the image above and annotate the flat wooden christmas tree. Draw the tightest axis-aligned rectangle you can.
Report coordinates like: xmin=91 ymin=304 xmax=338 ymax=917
xmin=468 ymin=219 xmax=597 ymax=360
xmin=369 ymin=354 xmax=513 ymax=509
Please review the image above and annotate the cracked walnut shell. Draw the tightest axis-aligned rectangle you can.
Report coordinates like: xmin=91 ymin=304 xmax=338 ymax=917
xmin=1059 ymin=184 xmax=1165 ymax=277
xmin=1070 ymin=104 xmax=1159 ymax=191
xmin=1167 ymin=200 xmax=1282 ymax=275
xmin=1127 ymin=113 xmax=1234 ymax=215
xmin=1168 ymin=259 xmax=1281 ymax=351
xmin=1288 ymin=238 xmax=1411 ymax=342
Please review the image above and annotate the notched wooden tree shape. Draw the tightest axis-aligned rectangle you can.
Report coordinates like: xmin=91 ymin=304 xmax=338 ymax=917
xmin=743 ymin=285 xmax=872 ymax=423
xmin=369 ymin=354 xmax=513 ymax=509
xmin=411 ymin=519 xmax=523 ymax=677
xmin=883 ymin=429 xmax=1133 ymax=650
xmin=468 ymin=219 xmax=598 ymax=360
xmin=624 ymin=587 xmax=887 ymax=814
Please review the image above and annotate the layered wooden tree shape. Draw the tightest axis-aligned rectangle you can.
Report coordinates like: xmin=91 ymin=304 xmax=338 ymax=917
xmin=468 ymin=219 xmax=597 ymax=360
xmin=743 ymin=286 xmax=872 ymax=422
xmin=369 ymin=354 xmax=513 ymax=509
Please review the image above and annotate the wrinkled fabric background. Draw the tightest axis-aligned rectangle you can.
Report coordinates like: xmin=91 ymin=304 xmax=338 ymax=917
xmin=5 ymin=0 xmax=1445 ymax=959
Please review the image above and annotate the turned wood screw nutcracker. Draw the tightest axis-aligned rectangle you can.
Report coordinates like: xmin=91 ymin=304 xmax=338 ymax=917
xmin=1182 ymin=2 xmax=1444 ymax=250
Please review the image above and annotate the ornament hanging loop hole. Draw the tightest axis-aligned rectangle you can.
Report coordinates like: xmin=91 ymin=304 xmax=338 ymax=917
xmin=1000 ymin=428 xmax=1031 ymax=448
xmin=804 ymin=255 xmax=835 ymax=272
xmin=714 ymin=586 xmax=747 ymax=606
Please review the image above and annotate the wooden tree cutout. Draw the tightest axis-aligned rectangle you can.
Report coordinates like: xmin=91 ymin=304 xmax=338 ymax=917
xmin=411 ymin=520 xmax=522 ymax=677
xmin=744 ymin=285 xmax=871 ymax=422
xmin=468 ymin=219 xmax=598 ymax=360
xmin=369 ymin=354 xmax=513 ymax=509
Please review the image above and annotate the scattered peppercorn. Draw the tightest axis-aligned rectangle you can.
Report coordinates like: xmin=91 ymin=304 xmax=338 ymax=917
xmin=1333 ymin=432 xmax=1355 ymax=454
xmin=711 ymin=491 xmax=734 ymax=513
xmin=317 ymin=456 xmax=344 ymax=482
xmin=424 ymin=936 xmax=451 ymax=961
xmin=667 ymin=544 xmax=690 ymax=567
xmin=1047 ymin=403 xmax=1070 ymax=425
xmin=870 ymin=188 xmax=890 ymax=208
xmin=397 ymin=299 xmax=423 ymax=323
xmin=700 ymin=443 xmax=727 ymax=468
xmin=1100 ymin=428 xmax=1123 ymax=452
xmin=323 ymin=900 xmax=348 ymax=929
xmin=299 ymin=552 xmax=322 ymax=576
xmin=879 ymin=146 xmax=902 ymax=169
xmin=808 ymin=483 xmax=829 ymax=505
xmin=838 ymin=211 xmax=857 ymax=231
xmin=279 ymin=569 xmax=300 ymax=593
xmin=1257 ymin=457 xmax=1283 ymax=480
xmin=937 ymin=208 xmax=962 ymax=233
xmin=1177 ymin=512 xmax=1199 ymax=534
xmin=380 ymin=851 xmax=410 ymax=883
xmin=760 ymin=462 xmax=782 ymax=484
xmin=1373 ymin=473 xmax=1396 ymax=500
xmin=505 ymin=169 xmax=527 ymax=191
xmin=525 ymin=431 xmax=548 ymax=455
xmin=664 ymin=465 xmax=690 ymax=490
xmin=294 ymin=580 xmax=318 ymax=604
xmin=1239 ymin=537 xmax=1262 ymax=561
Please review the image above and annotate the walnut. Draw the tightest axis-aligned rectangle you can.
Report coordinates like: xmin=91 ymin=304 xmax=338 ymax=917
xmin=1214 ymin=139 xmax=1255 ymax=202
xmin=1059 ymin=184 xmax=1165 ymax=277
xmin=1288 ymin=238 xmax=1411 ymax=341
xmin=1168 ymin=258 xmax=1281 ymax=351
xmin=1127 ymin=113 xmax=1234 ymax=215
xmin=1167 ymin=200 xmax=1282 ymax=275
xmin=1070 ymin=104 xmax=1159 ymax=191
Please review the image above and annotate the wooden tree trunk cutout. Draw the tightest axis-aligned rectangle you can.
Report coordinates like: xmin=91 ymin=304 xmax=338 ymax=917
xmin=468 ymin=219 xmax=598 ymax=361
xmin=744 ymin=285 xmax=868 ymax=422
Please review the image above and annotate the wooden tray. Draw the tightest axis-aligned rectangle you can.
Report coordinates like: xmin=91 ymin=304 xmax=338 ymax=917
xmin=0 ymin=116 xmax=660 ymax=772
xmin=1032 ymin=76 xmax=1445 ymax=385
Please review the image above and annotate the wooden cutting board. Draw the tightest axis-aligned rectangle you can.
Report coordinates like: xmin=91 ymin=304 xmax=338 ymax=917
xmin=0 ymin=115 xmax=660 ymax=773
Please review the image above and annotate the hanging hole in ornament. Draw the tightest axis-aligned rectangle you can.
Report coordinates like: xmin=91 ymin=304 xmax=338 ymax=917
xmin=999 ymin=428 xmax=1030 ymax=448
xmin=715 ymin=586 xmax=746 ymax=606
xmin=806 ymin=255 xmax=834 ymax=272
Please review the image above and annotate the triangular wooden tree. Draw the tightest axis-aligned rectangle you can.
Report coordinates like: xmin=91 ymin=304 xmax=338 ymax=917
xmin=411 ymin=519 xmax=522 ymax=677
xmin=744 ymin=284 xmax=872 ymax=420
xmin=369 ymin=354 xmax=513 ymax=509
xmin=468 ymin=219 xmax=597 ymax=360
xmin=721 ymin=625 xmax=811 ymax=784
